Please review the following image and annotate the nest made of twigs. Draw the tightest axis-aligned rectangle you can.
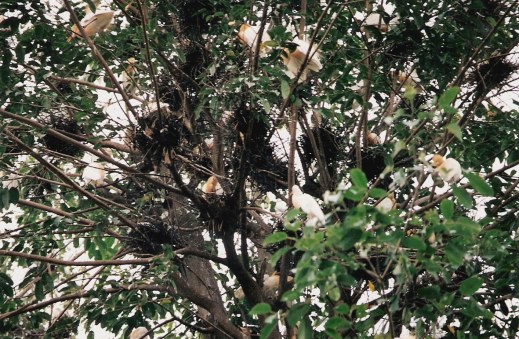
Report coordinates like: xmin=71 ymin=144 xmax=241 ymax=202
xmin=42 ymin=117 xmax=83 ymax=156
xmin=470 ymin=58 xmax=519 ymax=93
xmin=127 ymin=221 xmax=184 ymax=255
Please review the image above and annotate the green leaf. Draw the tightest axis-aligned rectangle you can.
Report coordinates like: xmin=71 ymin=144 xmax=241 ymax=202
xmin=285 ymin=208 xmax=301 ymax=221
xmin=270 ymin=247 xmax=291 ymax=267
xmin=440 ymin=199 xmax=454 ymax=219
xmin=445 ymin=241 xmax=465 ymax=267
xmin=350 ymin=169 xmax=368 ymax=189
xmin=438 ymin=86 xmax=460 ymax=109
xmin=287 ymin=303 xmax=311 ymax=326
xmin=15 ymin=44 xmax=25 ymax=63
xmin=465 ymin=173 xmax=494 ymax=197
xmin=35 ymin=280 xmax=44 ymax=301
xmin=402 ymin=236 xmax=426 ymax=251
xmin=325 ymin=317 xmax=350 ymax=330
xmin=297 ymin=316 xmax=312 ymax=339
xmin=344 ymin=187 xmax=365 ymax=202
xmin=460 ymin=276 xmax=483 ymax=296
xmin=1 ymin=189 xmax=9 ymax=208
xmin=446 ymin=123 xmax=462 ymax=141
xmin=249 ymin=303 xmax=272 ymax=315
xmin=452 ymin=187 xmax=473 ymax=209
xmin=447 ymin=217 xmax=481 ymax=235
xmin=417 ymin=285 xmax=440 ymax=299
xmin=259 ymin=315 xmax=277 ymax=339
xmin=334 ymin=304 xmax=350 ymax=315
xmin=281 ymin=80 xmax=290 ymax=99
xmin=264 ymin=232 xmax=287 ymax=245
xmin=281 ymin=290 xmax=299 ymax=302
xmin=368 ymin=188 xmax=388 ymax=199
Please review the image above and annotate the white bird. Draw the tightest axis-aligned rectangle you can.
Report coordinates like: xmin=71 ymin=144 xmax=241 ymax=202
xmin=202 ymin=176 xmax=223 ymax=195
xmin=237 ymin=23 xmax=272 ymax=57
xmin=430 ymin=154 xmax=462 ymax=184
xmin=367 ymin=132 xmax=381 ymax=146
xmin=375 ymin=193 xmax=396 ymax=213
xmin=263 ymin=272 xmax=293 ymax=291
xmin=234 ymin=273 xmax=293 ymax=300
xmin=82 ymin=161 xmax=106 ymax=187
xmin=0 ymin=172 xmax=20 ymax=190
xmin=291 ymin=185 xmax=326 ymax=226
xmin=67 ymin=10 xmax=114 ymax=42
xmin=397 ymin=69 xmax=424 ymax=93
xmin=122 ymin=57 xmax=138 ymax=95
xmin=130 ymin=326 xmax=149 ymax=339
xmin=281 ymin=37 xmax=323 ymax=82
xmin=361 ymin=13 xmax=388 ymax=33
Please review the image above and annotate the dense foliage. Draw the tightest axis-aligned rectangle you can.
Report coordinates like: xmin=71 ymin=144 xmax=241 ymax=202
xmin=0 ymin=0 xmax=518 ymax=338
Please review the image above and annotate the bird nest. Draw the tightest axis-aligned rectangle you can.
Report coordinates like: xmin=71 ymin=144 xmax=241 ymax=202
xmin=131 ymin=107 xmax=192 ymax=172
xmin=41 ymin=117 xmax=83 ymax=156
xmin=470 ymin=58 xmax=519 ymax=93
xmin=126 ymin=221 xmax=184 ymax=255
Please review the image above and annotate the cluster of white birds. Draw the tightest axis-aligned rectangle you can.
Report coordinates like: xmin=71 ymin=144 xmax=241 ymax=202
xmin=238 ymin=24 xmax=323 ymax=82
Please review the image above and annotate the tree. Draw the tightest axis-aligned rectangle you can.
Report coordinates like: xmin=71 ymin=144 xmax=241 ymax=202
xmin=0 ymin=0 xmax=518 ymax=337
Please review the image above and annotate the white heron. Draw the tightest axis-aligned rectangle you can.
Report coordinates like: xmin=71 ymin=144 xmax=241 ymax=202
xmin=291 ymin=185 xmax=326 ymax=226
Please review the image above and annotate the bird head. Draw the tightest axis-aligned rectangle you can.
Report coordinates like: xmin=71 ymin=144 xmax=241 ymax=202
xmin=291 ymin=185 xmax=302 ymax=196
xmin=430 ymin=154 xmax=445 ymax=168
xmin=237 ymin=23 xmax=251 ymax=45
xmin=367 ymin=132 xmax=380 ymax=146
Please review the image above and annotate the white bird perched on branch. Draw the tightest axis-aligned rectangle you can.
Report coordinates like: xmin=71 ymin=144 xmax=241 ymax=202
xmin=234 ymin=273 xmax=294 ymax=300
xmin=67 ymin=10 xmax=114 ymax=42
xmin=430 ymin=154 xmax=462 ymax=184
xmin=367 ymin=132 xmax=381 ymax=146
xmin=82 ymin=160 xmax=106 ymax=187
xmin=281 ymin=37 xmax=323 ymax=82
xmin=291 ymin=185 xmax=326 ymax=226
xmin=375 ymin=193 xmax=396 ymax=213
xmin=202 ymin=175 xmax=223 ymax=195
xmin=238 ymin=23 xmax=272 ymax=57
xmin=129 ymin=326 xmax=149 ymax=339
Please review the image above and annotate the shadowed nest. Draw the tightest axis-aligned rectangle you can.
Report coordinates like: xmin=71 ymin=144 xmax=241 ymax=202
xmin=231 ymin=105 xmax=289 ymax=193
xmin=127 ymin=221 xmax=184 ymax=255
xmin=299 ymin=124 xmax=342 ymax=172
xmin=470 ymin=58 xmax=519 ymax=93
xmin=131 ymin=107 xmax=192 ymax=172
xmin=42 ymin=117 xmax=83 ymax=156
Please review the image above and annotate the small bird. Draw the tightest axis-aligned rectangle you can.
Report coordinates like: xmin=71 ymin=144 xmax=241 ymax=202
xmin=430 ymin=154 xmax=462 ymax=183
xmin=202 ymin=175 xmax=223 ymax=195
xmin=129 ymin=326 xmax=149 ymax=339
xmin=238 ymin=23 xmax=272 ymax=57
xmin=291 ymin=185 xmax=326 ymax=226
xmin=281 ymin=37 xmax=323 ymax=82
xmin=67 ymin=10 xmax=114 ymax=42
xmin=82 ymin=161 xmax=106 ymax=187
xmin=367 ymin=132 xmax=381 ymax=146
xmin=397 ymin=69 xmax=424 ymax=93
xmin=234 ymin=273 xmax=293 ymax=300
xmin=123 ymin=57 xmax=138 ymax=95
xmin=375 ymin=193 xmax=396 ymax=213
xmin=361 ymin=13 xmax=388 ymax=33
xmin=263 ymin=272 xmax=294 ymax=292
